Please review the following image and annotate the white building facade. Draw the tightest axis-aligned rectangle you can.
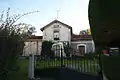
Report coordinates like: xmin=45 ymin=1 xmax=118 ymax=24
xmin=41 ymin=20 xmax=72 ymax=43
xmin=41 ymin=20 xmax=95 ymax=56
xmin=23 ymin=20 xmax=95 ymax=56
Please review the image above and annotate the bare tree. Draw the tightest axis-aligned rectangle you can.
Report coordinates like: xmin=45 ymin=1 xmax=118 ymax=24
xmin=0 ymin=8 xmax=39 ymax=78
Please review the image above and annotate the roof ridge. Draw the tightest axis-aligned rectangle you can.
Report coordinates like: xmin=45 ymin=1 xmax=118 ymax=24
xmin=40 ymin=19 xmax=72 ymax=31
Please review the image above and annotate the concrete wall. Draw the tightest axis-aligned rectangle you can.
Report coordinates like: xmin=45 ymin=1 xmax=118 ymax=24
xmin=23 ymin=39 xmax=42 ymax=56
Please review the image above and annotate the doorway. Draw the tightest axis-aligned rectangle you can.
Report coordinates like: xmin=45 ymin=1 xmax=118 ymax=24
xmin=77 ymin=44 xmax=86 ymax=56
xmin=78 ymin=46 xmax=85 ymax=56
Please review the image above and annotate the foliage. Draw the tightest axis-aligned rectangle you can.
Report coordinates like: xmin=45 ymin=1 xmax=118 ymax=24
xmin=88 ymin=1 xmax=120 ymax=79
xmin=63 ymin=42 xmax=73 ymax=57
xmin=87 ymin=28 xmax=91 ymax=35
xmin=79 ymin=30 xmax=88 ymax=35
xmin=84 ymin=52 xmax=99 ymax=59
xmin=41 ymin=41 xmax=54 ymax=57
xmin=0 ymin=8 xmax=38 ymax=79
xmin=88 ymin=0 xmax=120 ymax=49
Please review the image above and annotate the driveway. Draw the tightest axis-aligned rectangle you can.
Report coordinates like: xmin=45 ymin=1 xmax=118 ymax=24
xmin=35 ymin=67 xmax=102 ymax=80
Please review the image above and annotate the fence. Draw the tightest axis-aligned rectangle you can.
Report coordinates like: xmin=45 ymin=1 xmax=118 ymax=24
xmin=36 ymin=56 xmax=100 ymax=75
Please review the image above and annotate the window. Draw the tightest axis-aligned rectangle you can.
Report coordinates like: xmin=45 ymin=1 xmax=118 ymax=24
xmin=54 ymin=30 xmax=59 ymax=33
xmin=53 ymin=25 xmax=59 ymax=28
xmin=53 ymin=30 xmax=60 ymax=40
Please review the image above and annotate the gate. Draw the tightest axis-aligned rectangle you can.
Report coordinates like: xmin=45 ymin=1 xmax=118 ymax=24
xmin=36 ymin=48 xmax=100 ymax=75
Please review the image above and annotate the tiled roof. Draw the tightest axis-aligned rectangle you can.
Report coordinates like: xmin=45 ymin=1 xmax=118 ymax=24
xmin=28 ymin=35 xmax=43 ymax=39
xmin=71 ymin=34 xmax=93 ymax=41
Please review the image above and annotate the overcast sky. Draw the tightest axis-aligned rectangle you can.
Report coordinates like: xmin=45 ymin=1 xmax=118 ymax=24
xmin=0 ymin=0 xmax=90 ymax=36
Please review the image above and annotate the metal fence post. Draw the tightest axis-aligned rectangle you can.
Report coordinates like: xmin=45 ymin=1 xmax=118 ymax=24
xmin=61 ymin=47 xmax=63 ymax=68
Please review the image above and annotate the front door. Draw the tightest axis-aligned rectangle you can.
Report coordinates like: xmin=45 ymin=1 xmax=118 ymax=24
xmin=78 ymin=46 xmax=85 ymax=56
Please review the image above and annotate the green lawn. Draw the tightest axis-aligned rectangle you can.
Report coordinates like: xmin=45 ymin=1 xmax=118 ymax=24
xmin=8 ymin=59 xmax=29 ymax=80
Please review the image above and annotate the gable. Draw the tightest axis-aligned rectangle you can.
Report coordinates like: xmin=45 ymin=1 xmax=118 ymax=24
xmin=40 ymin=20 xmax=73 ymax=32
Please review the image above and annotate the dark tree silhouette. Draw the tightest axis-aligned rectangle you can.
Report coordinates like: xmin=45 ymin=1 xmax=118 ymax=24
xmin=88 ymin=0 xmax=120 ymax=80
xmin=41 ymin=41 xmax=54 ymax=57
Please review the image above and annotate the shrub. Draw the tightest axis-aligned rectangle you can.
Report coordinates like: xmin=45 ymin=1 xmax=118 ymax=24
xmin=63 ymin=42 xmax=73 ymax=57
xmin=41 ymin=41 xmax=54 ymax=57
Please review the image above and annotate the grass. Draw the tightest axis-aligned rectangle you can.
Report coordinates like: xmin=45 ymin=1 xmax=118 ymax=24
xmin=8 ymin=59 xmax=29 ymax=80
xmin=7 ymin=58 xmax=99 ymax=80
